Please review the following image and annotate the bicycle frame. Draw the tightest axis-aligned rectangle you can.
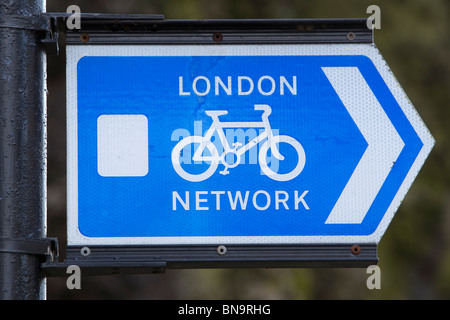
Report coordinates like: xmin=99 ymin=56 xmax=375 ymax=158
xmin=192 ymin=105 xmax=284 ymax=163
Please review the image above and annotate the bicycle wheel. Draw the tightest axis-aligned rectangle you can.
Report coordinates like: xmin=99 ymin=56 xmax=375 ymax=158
xmin=171 ymin=136 xmax=219 ymax=182
xmin=259 ymin=135 xmax=306 ymax=181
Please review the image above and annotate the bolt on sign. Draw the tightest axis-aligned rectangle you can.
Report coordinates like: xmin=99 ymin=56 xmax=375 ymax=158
xmin=64 ymin=18 xmax=434 ymax=268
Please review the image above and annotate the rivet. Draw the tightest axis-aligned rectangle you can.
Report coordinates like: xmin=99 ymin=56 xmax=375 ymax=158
xmin=212 ymin=32 xmax=223 ymax=42
xmin=80 ymin=246 xmax=91 ymax=256
xmin=351 ymin=244 xmax=361 ymax=256
xmin=80 ymin=33 xmax=90 ymax=43
xmin=217 ymin=245 xmax=227 ymax=256
xmin=347 ymin=32 xmax=356 ymax=41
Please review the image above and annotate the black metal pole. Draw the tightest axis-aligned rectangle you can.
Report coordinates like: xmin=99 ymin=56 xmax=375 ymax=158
xmin=0 ymin=0 xmax=47 ymax=299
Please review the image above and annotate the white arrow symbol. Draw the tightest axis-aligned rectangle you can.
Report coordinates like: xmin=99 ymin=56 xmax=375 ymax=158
xmin=322 ymin=67 xmax=404 ymax=224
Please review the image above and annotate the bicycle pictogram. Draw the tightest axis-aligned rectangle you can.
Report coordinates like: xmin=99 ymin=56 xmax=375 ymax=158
xmin=171 ymin=104 xmax=306 ymax=182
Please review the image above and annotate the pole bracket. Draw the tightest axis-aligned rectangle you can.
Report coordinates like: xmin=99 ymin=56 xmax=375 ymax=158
xmin=40 ymin=238 xmax=166 ymax=276
xmin=0 ymin=237 xmax=58 ymax=258
xmin=0 ymin=13 xmax=60 ymax=55
xmin=0 ymin=14 xmax=49 ymax=32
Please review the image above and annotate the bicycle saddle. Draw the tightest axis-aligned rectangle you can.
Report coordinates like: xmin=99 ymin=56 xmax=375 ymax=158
xmin=205 ymin=110 xmax=228 ymax=117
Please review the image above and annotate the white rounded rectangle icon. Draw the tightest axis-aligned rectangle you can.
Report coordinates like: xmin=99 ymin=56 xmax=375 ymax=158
xmin=97 ymin=114 xmax=148 ymax=177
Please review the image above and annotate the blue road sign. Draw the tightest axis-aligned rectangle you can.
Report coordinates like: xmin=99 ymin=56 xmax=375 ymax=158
xmin=66 ymin=44 xmax=434 ymax=246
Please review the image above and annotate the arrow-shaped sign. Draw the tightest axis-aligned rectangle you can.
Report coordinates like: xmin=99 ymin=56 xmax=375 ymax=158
xmin=66 ymin=43 xmax=434 ymax=246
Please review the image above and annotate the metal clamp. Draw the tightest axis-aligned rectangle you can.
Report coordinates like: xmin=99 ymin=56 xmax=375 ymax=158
xmin=0 ymin=237 xmax=58 ymax=259
xmin=0 ymin=14 xmax=49 ymax=32
xmin=0 ymin=14 xmax=59 ymax=55
xmin=40 ymin=15 xmax=59 ymax=55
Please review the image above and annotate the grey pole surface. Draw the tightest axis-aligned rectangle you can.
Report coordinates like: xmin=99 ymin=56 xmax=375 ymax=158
xmin=0 ymin=0 xmax=47 ymax=299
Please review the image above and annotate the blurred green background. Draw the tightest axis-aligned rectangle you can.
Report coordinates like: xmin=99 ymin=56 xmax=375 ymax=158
xmin=45 ymin=0 xmax=449 ymax=299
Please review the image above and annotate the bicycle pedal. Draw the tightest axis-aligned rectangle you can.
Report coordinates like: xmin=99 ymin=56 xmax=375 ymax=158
xmin=219 ymin=170 xmax=230 ymax=175
xmin=232 ymin=142 xmax=243 ymax=148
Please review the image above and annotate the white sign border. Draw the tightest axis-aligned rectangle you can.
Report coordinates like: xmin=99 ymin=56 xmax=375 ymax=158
xmin=66 ymin=44 xmax=434 ymax=246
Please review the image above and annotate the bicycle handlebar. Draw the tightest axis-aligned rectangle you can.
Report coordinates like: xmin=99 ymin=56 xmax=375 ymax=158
xmin=255 ymin=104 xmax=272 ymax=114
xmin=254 ymin=104 xmax=272 ymax=117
